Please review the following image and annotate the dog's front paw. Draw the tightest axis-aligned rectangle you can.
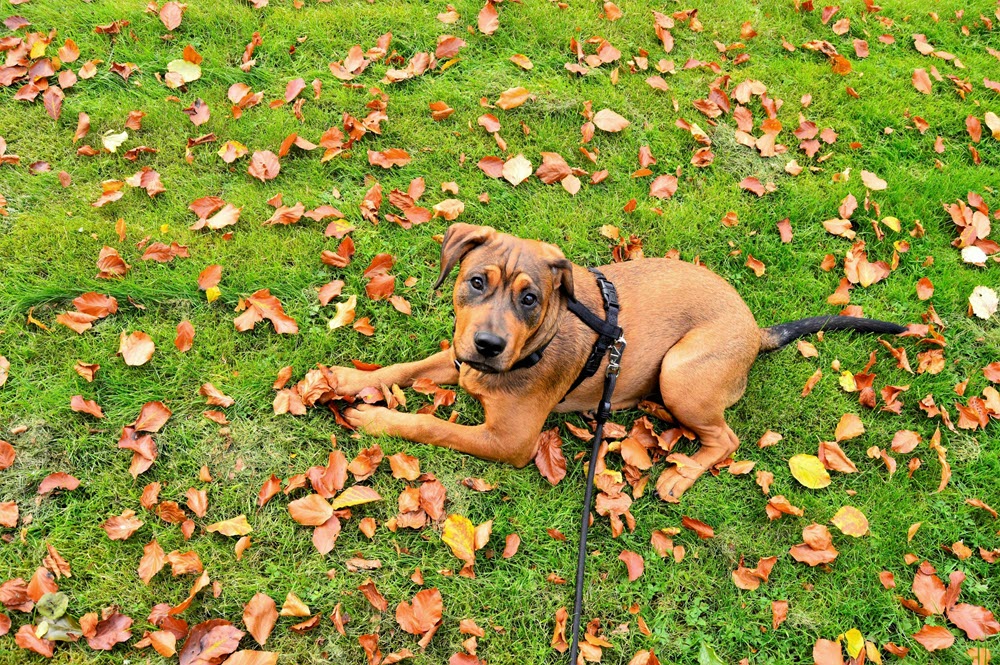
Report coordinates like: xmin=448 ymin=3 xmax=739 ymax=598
xmin=343 ymin=404 xmax=395 ymax=435
xmin=326 ymin=365 xmax=381 ymax=397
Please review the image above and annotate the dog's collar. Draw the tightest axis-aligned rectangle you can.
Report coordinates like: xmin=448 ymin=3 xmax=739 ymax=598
xmin=453 ymin=336 xmax=552 ymax=374
xmin=452 ymin=268 xmax=624 ymax=395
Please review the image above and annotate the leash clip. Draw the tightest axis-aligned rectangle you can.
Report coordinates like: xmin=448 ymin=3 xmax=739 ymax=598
xmin=606 ymin=336 xmax=626 ymax=377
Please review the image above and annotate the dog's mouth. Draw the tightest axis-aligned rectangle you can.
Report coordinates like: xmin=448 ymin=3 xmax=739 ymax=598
xmin=457 ymin=358 xmax=503 ymax=374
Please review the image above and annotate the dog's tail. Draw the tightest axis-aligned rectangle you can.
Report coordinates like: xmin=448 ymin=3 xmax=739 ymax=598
xmin=759 ymin=316 xmax=906 ymax=352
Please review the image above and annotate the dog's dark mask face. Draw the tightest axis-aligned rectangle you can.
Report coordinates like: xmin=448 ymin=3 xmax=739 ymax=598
xmin=435 ymin=224 xmax=574 ymax=373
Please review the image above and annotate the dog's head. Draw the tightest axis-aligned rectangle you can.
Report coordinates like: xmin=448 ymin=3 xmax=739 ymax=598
xmin=434 ymin=223 xmax=575 ymax=373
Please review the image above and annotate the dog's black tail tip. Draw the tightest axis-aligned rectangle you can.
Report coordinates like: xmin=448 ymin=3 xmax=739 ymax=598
xmin=760 ymin=316 xmax=906 ymax=352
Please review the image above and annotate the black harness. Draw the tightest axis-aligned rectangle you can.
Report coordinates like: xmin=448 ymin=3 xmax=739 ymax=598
xmin=454 ymin=268 xmax=626 ymax=663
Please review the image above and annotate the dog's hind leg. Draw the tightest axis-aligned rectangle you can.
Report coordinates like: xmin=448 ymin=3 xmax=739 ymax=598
xmin=327 ymin=350 xmax=460 ymax=396
xmin=652 ymin=328 xmax=757 ymax=502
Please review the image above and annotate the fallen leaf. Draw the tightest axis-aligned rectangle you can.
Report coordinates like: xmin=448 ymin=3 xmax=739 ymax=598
xmin=789 ymin=454 xmax=831 ymax=489
xmin=118 ymin=331 xmax=155 ymax=366
xmin=243 ymin=593 xmax=278 ymax=645
xmin=830 ymin=506 xmax=869 ymax=537
xmin=593 ymin=108 xmax=630 ymax=132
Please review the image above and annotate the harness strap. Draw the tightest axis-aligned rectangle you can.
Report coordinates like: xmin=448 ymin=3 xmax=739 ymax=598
xmin=562 ymin=269 xmax=623 ymax=400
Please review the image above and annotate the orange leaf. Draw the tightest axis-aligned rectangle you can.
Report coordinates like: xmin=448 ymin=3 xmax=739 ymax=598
xmin=288 ymin=494 xmax=333 ymax=526
xmin=118 ymin=331 xmax=155 ymax=366
xmin=533 ymin=428 xmax=566 ymax=486
xmin=243 ymin=593 xmax=278 ymax=646
xmin=618 ymin=550 xmax=644 ymax=581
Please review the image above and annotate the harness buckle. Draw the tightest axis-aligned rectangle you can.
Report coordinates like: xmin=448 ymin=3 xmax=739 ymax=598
xmin=606 ymin=336 xmax=626 ymax=377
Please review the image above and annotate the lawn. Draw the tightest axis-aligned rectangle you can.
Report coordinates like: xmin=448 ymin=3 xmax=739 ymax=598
xmin=1 ymin=0 xmax=999 ymax=663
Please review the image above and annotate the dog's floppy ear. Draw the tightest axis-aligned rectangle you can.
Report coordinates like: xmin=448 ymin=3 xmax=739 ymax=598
xmin=542 ymin=243 xmax=575 ymax=300
xmin=434 ymin=223 xmax=495 ymax=289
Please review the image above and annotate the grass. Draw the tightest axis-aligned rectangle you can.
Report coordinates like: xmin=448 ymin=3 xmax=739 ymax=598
xmin=1 ymin=0 xmax=998 ymax=663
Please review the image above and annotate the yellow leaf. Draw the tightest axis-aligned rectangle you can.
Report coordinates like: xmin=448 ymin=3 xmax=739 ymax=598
xmin=865 ymin=640 xmax=882 ymax=664
xmin=843 ymin=629 xmax=864 ymax=659
xmin=206 ymin=515 xmax=252 ymax=536
xmin=160 ymin=224 xmax=170 ymax=234
xmin=30 ymin=40 xmax=47 ymax=59
xmin=206 ymin=286 xmax=221 ymax=302
xmin=442 ymin=514 xmax=476 ymax=563
xmin=330 ymin=485 xmax=381 ymax=510
xmin=838 ymin=371 xmax=857 ymax=392
xmin=167 ymin=59 xmax=201 ymax=84
xmin=788 ymin=454 xmax=831 ymax=489
xmin=831 ymin=506 xmax=869 ymax=537
xmin=102 ymin=130 xmax=129 ymax=153
xmin=328 ymin=294 xmax=357 ymax=330
xmin=881 ymin=216 xmax=901 ymax=232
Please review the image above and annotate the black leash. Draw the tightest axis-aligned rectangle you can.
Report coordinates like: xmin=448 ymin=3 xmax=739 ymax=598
xmin=568 ymin=336 xmax=624 ymax=663
xmin=449 ymin=266 xmax=627 ymax=661
xmin=565 ymin=270 xmax=626 ymax=664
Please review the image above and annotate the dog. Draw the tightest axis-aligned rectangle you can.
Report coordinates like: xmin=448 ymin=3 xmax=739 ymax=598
xmin=337 ymin=223 xmax=905 ymax=500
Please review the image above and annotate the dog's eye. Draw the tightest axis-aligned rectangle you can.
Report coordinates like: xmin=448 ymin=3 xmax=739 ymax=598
xmin=469 ymin=276 xmax=485 ymax=291
xmin=521 ymin=293 xmax=537 ymax=307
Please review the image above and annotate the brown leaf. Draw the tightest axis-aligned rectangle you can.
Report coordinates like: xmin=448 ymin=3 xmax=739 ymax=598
xmin=160 ymin=1 xmax=184 ymax=30
xmin=681 ymin=516 xmax=714 ymax=539
xmin=248 ymin=151 xmax=280 ymax=181
xmin=288 ymin=494 xmax=333 ymax=526
xmin=501 ymin=533 xmax=520 ymax=559
xmin=139 ymin=539 xmax=165 ymax=584
xmin=38 ymin=472 xmax=80 ymax=494
xmin=478 ymin=1 xmax=499 ymax=35
xmin=199 ymin=383 xmax=234 ymax=407
xmin=312 ymin=516 xmax=341 ymax=555
xmin=912 ymin=68 xmax=933 ymax=94
xmin=178 ymin=619 xmax=244 ymax=665
xmin=243 ymin=593 xmax=278 ymax=646
xmin=15 ymin=625 xmax=54 ymax=658
xmin=388 ymin=452 xmax=421 ymax=480
xmin=551 ymin=607 xmax=569 ymax=653
xmin=119 ymin=331 xmax=155 ymax=366
xmin=533 ymin=428 xmax=566 ymax=485
xmin=496 ymin=87 xmax=529 ymax=110
xmin=947 ymin=603 xmax=1000 ymax=640
xmin=834 ymin=413 xmax=864 ymax=441
xmin=132 ymin=401 xmax=172 ymax=432
xmin=102 ymin=510 xmax=144 ymax=540
xmin=235 ymin=289 xmax=298 ymax=334
xmin=0 ymin=441 xmax=14 ymax=472
xmin=70 ymin=395 xmax=104 ymax=419
xmin=619 ymin=550 xmax=644 ymax=581
xmin=87 ymin=611 xmax=132 ymax=650
xmin=358 ymin=579 xmax=388 ymax=612
xmin=772 ymin=600 xmax=788 ymax=630
xmin=198 ymin=264 xmax=222 ymax=290
xmin=812 ymin=638 xmax=843 ymax=665
xmin=911 ymin=625 xmax=954 ymax=651
xmin=649 ymin=175 xmax=677 ymax=199
xmin=396 ymin=588 xmax=443 ymax=635
xmin=593 ymin=108 xmax=630 ymax=132
xmin=175 ymin=321 xmax=195 ymax=352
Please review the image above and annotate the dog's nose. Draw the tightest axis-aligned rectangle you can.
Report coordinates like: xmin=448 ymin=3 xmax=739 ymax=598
xmin=473 ymin=332 xmax=507 ymax=358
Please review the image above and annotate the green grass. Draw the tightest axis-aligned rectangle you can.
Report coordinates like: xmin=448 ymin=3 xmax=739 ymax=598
xmin=1 ymin=0 xmax=999 ymax=663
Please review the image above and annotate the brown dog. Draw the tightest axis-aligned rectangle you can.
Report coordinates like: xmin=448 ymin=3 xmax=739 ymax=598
xmin=338 ymin=223 xmax=904 ymax=500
